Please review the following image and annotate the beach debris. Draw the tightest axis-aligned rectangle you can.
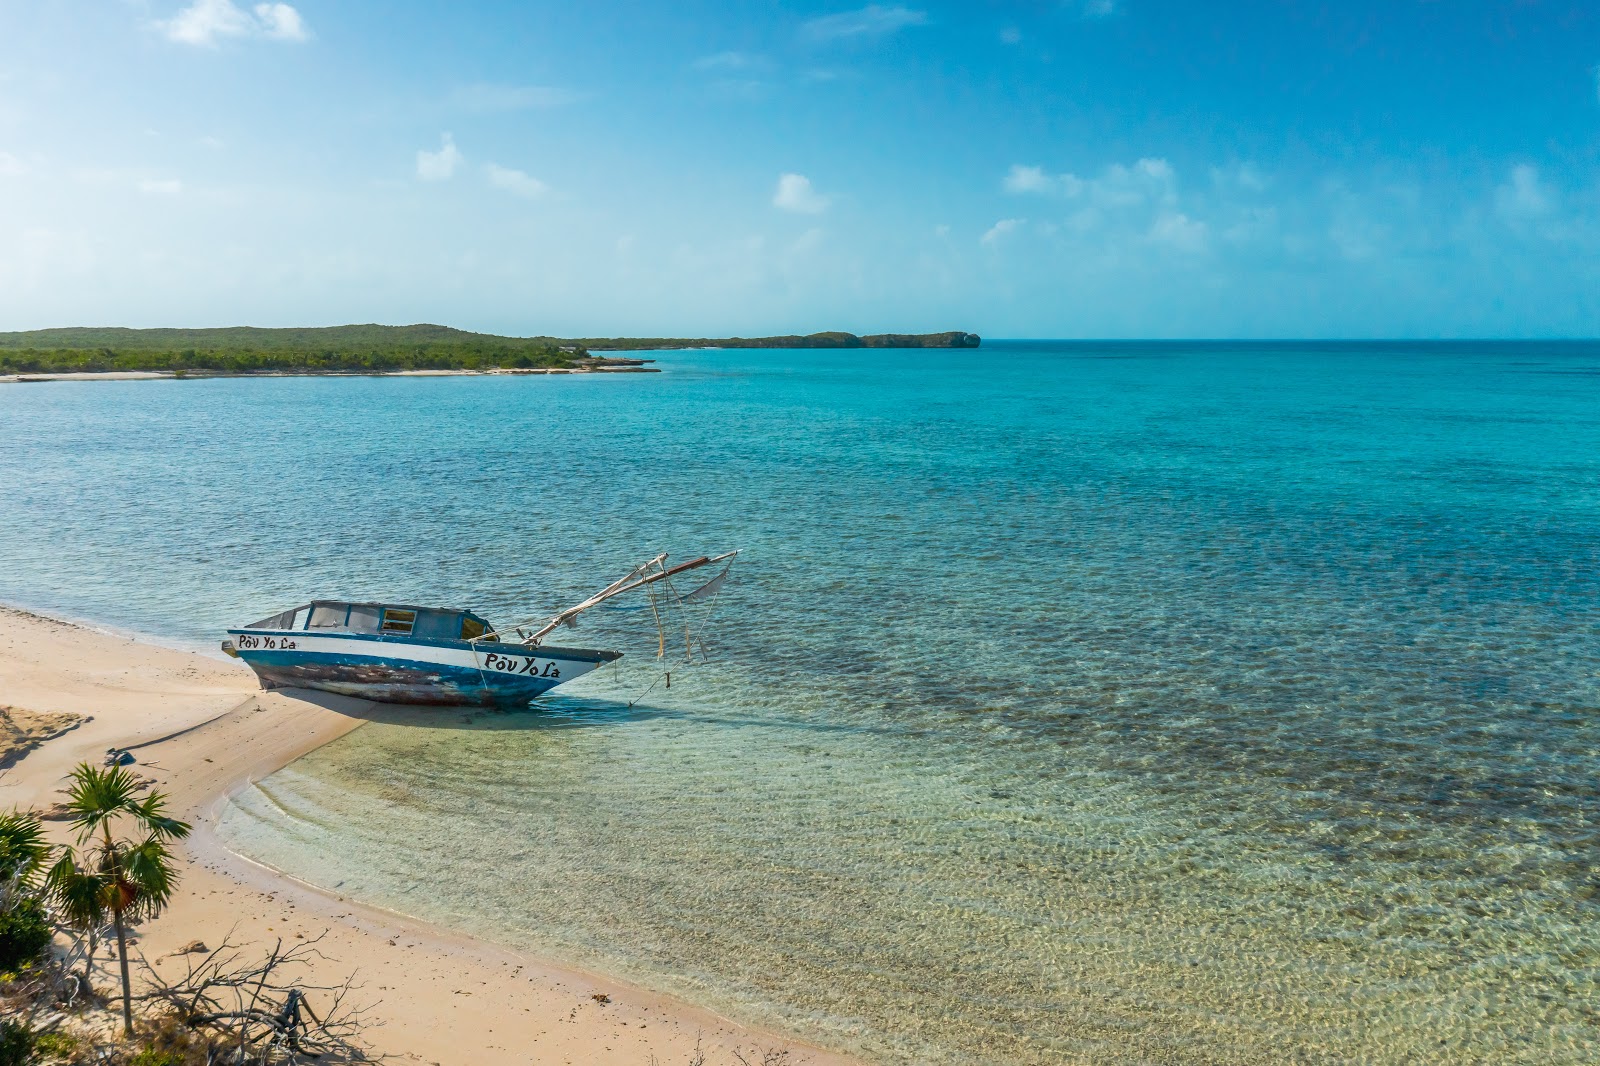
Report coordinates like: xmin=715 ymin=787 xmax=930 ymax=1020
xmin=179 ymin=940 xmax=209 ymax=954
xmin=103 ymin=747 xmax=135 ymax=767
xmin=591 ymin=993 xmax=611 ymax=1004
xmin=137 ymin=932 xmax=372 ymax=1063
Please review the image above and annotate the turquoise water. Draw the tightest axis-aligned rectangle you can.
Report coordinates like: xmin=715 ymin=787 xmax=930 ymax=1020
xmin=2 ymin=343 xmax=1598 ymax=1063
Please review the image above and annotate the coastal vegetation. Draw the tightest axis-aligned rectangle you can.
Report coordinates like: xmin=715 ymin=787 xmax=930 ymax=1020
xmin=0 ymin=324 xmax=980 ymax=376
xmin=0 ymin=761 xmax=366 ymax=1065
xmin=0 ymin=325 xmax=577 ymax=375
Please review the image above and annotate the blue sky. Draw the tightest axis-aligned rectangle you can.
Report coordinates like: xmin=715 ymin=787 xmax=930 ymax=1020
xmin=1 ymin=1 xmax=1597 ymax=337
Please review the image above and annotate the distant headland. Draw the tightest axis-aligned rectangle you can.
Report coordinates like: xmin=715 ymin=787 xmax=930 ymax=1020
xmin=582 ymin=330 xmax=982 ymax=350
xmin=0 ymin=324 xmax=982 ymax=379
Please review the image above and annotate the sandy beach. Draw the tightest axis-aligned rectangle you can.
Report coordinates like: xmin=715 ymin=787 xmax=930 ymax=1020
xmin=0 ymin=365 xmax=658 ymax=384
xmin=0 ymin=605 xmax=858 ymax=1066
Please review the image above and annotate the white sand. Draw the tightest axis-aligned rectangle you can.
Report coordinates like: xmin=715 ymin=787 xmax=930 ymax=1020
xmin=0 ymin=606 xmax=857 ymax=1066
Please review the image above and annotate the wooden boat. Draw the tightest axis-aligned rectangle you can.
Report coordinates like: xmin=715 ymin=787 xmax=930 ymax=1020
xmin=222 ymin=552 xmax=737 ymax=707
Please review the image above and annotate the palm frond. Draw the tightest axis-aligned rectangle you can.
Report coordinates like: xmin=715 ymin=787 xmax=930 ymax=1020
xmin=45 ymin=848 xmax=112 ymax=929
xmin=64 ymin=762 xmax=145 ymax=841
xmin=131 ymin=791 xmax=192 ymax=840
xmin=120 ymin=835 xmax=180 ymax=916
xmin=0 ymin=809 xmax=50 ymax=886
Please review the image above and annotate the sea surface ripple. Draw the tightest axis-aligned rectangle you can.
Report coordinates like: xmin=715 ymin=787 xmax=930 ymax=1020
xmin=2 ymin=342 xmax=1597 ymax=1063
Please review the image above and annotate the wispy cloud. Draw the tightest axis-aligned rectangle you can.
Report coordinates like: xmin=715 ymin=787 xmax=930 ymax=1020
xmin=1148 ymin=212 xmax=1207 ymax=252
xmin=802 ymin=5 xmax=926 ymax=42
xmin=1003 ymin=164 xmax=1051 ymax=193
xmin=1211 ymin=162 xmax=1267 ymax=192
xmin=773 ymin=173 xmax=830 ymax=213
xmin=0 ymin=152 xmax=24 ymax=178
xmin=1081 ymin=0 xmax=1121 ymax=18
xmin=448 ymin=84 xmax=578 ymax=113
xmin=981 ymin=218 xmax=1024 ymax=245
xmin=416 ymin=134 xmax=462 ymax=181
xmin=1495 ymin=164 xmax=1552 ymax=220
xmin=485 ymin=163 xmax=547 ymax=199
xmin=694 ymin=51 xmax=765 ymax=71
xmin=138 ymin=178 xmax=184 ymax=195
xmin=161 ymin=0 xmax=308 ymax=46
xmin=1003 ymin=157 xmax=1177 ymax=208
xmin=999 ymin=26 xmax=1022 ymax=45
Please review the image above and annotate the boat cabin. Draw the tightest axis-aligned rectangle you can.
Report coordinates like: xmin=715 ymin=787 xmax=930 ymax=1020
xmin=245 ymin=601 xmax=499 ymax=642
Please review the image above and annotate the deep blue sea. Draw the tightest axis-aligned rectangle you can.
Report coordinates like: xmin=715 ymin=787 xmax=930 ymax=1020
xmin=2 ymin=342 xmax=1597 ymax=1064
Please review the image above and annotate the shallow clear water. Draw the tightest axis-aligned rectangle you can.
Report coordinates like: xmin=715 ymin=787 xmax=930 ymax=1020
xmin=2 ymin=343 xmax=1598 ymax=1063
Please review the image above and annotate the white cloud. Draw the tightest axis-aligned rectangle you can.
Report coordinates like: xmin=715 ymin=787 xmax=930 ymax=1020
xmin=773 ymin=173 xmax=830 ymax=213
xmin=981 ymin=218 xmax=1024 ymax=245
xmin=253 ymin=3 xmax=306 ymax=40
xmin=803 ymin=5 xmax=926 ymax=41
xmin=161 ymin=0 xmax=308 ymax=46
xmin=139 ymin=178 xmax=184 ymax=195
xmin=449 ymin=84 xmax=578 ymax=112
xmin=163 ymin=0 xmax=250 ymax=45
xmin=485 ymin=163 xmax=547 ymax=198
xmin=1149 ymin=212 xmax=1207 ymax=252
xmin=1495 ymin=164 xmax=1552 ymax=220
xmin=1003 ymin=164 xmax=1051 ymax=193
xmin=416 ymin=134 xmax=462 ymax=181
xmin=0 ymin=152 xmax=23 ymax=177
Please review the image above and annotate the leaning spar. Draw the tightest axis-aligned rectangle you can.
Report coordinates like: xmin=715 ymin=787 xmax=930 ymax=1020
xmin=514 ymin=550 xmax=741 ymax=645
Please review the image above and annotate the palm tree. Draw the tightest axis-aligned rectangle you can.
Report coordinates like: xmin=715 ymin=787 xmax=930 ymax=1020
xmin=45 ymin=763 xmax=190 ymax=1038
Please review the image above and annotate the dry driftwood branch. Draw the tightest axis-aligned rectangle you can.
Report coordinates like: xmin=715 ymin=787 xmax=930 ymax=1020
xmin=136 ymin=930 xmax=377 ymax=1064
xmin=732 ymin=1048 xmax=793 ymax=1066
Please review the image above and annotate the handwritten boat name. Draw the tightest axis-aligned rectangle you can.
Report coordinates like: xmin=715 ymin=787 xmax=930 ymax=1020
xmin=482 ymin=651 xmax=561 ymax=678
xmin=234 ymin=634 xmax=296 ymax=650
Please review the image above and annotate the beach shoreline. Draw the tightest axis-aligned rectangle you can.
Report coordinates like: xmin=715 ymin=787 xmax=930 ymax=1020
xmin=0 ymin=604 xmax=860 ymax=1066
xmin=0 ymin=363 xmax=659 ymax=384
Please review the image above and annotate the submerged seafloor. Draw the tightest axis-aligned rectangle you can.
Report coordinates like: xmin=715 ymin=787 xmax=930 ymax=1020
xmin=4 ymin=342 xmax=1597 ymax=1063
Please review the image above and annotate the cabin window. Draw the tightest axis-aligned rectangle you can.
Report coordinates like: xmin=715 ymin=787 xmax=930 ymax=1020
xmin=381 ymin=609 xmax=416 ymax=635
xmin=347 ymin=605 xmax=381 ymax=633
xmin=308 ymin=604 xmax=350 ymax=629
xmin=460 ymin=614 xmax=496 ymax=640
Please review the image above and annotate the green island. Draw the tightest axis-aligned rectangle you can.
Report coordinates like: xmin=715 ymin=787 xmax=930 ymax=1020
xmin=0 ymin=325 xmax=982 ymax=376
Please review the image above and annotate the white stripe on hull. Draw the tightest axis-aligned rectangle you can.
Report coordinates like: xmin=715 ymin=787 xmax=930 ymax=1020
xmin=227 ymin=629 xmax=605 ymax=685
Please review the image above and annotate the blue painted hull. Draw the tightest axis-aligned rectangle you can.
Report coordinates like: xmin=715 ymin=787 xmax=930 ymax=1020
xmin=228 ymin=629 xmax=618 ymax=707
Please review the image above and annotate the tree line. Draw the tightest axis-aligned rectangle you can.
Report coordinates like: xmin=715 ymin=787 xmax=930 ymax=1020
xmin=0 ymin=343 xmax=577 ymax=375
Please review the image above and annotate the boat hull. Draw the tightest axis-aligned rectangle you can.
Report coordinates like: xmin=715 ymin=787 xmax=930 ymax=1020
xmin=226 ymin=629 xmax=618 ymax=707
